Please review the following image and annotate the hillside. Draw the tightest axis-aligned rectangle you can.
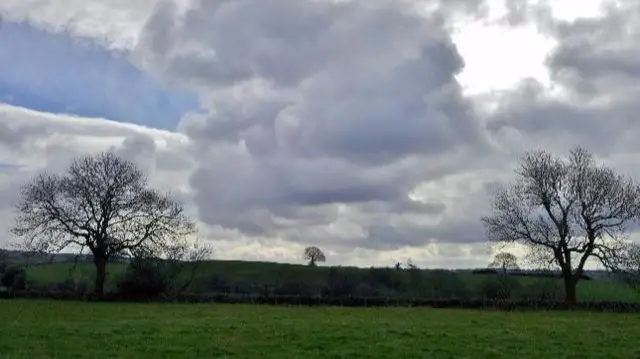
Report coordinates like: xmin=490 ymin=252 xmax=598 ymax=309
xmin=11 ymin=254 xmax=640 ymax=302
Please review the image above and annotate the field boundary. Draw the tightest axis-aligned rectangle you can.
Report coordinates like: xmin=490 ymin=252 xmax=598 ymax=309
xmin=2 ymin=290 xmax=640 ymax=312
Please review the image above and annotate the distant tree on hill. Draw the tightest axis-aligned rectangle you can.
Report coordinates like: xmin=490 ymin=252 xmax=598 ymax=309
xmin=481 ymin=146 xmax=640 ymax=305
xmin=489 ymin=252 xmax=519 ymax=274
xmin=610 ymin=243 xmax=640 ymax=291
xmin=11 ymin=152 xmax=196 ymax=297
xmin=304 ymin=246 xmax=326 ymax=267
xmin=405 ymin=259 xmax=418 ymax=270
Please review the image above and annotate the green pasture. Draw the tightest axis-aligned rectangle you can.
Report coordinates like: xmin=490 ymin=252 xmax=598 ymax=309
xmin=0 ymin=300 xmax=638 ymax=359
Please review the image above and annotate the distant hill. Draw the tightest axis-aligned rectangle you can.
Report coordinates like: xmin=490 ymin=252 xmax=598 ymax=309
xmin=0 ymin=249 xmax=618 ymax=279
xmin=0 ymin=250 xmax=129 ymax=265
xmin=2 ymin=249 xmax=638 ymax=302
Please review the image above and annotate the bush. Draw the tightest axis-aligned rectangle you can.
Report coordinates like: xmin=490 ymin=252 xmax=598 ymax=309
xmin=3 ymin=291 xmax=640 ymax=312
xmin=326 ymin=267 xmax=361 ymax=296
xmin=479 ymin=275 xmax=522 ymax=300
xmin=366 ymin=267 xmax=403 ymax=290
xmin=424 ymin=270 xmax=470 ymax=298
xmin=273 ymin=281 xmax=315 ymax=296
xmin=205 ymin=274 xmax=233 ymax=293
xmin=1 ymin=266 xmax=27 ymax=290
xmin=471 ymin=269 xmax=592 ymax=280
xmin=472 ymin=268 xmax=499 ymax=275
xmin=519 ymin=280 xmax=563 ymax=301
xmin=117 ymin=258 xmax=168 ymax=299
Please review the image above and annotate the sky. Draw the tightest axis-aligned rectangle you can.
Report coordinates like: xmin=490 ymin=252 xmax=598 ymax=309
xmin=1 ymin=0 xmax=639 ymax=269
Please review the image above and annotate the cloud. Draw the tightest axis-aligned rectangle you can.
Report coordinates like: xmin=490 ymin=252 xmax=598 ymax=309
xmin=0 ymin=0 xmax=190 ymax=50
xmin=546 ymin=2 xmax=640 ymax=99
xmin=3 ymin=0 xmax=640 ymax=269
xmin=128 ymin=0 xmax=504 ymax=255
xmin=0 ymin=103 xmax=502 ymax=268
xmin=485 ymin=0 xmax=640 ymax=155
xmin=0 ymin=104 xmax=191 ymax=186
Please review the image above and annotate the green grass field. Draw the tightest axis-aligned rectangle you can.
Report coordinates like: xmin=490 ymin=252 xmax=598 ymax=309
xmin=23 ymin=260 xmax=640 ymax=302
xmin=0 ymin=300 xmax=639 ymax=359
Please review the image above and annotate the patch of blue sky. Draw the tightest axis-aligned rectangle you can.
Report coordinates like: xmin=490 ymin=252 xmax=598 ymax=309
xmin=0 ymin=163 xmax=21 ymax=170
xmin=0 ymin=20 xmax=199 ymax=129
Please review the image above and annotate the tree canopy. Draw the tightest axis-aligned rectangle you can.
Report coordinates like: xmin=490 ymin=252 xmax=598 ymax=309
xmin=304 ymin=246 xmax=326 ymax=267
xmin=11 ymin=152 xmax=196 ymax=296
xmin=489 ymin=252 xmax=519 ymax=274
xmin=481 ymin=146 xmax=640 ymax=304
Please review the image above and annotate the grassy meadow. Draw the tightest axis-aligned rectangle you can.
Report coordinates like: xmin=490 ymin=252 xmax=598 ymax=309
xmin=0 ymin=299 xmax=639 ymax=359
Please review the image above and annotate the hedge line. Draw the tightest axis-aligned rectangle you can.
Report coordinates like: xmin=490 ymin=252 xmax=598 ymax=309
xmin=470 ymin=268 xmax=593 ymax=280
xmin=2 ymin=290 xmax=640 ymax=312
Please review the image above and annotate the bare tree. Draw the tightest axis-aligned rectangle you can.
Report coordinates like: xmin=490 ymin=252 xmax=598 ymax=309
xmin=11 ymin=152 xmax=196 ymax=297
xmin=303 ymin=246 xmax=326 ymax=267
xmin=489 ymin=252 xmax=520 ymax=274
xmin=406 ymin=259 xmax=418 ymax=270
xmin=608 ymin=243 xmax=640 ymax=291
xmin=481 ymin=147 xmax=640 ymax=305
xmin=162 ymin=237 xmax=213 ymax=293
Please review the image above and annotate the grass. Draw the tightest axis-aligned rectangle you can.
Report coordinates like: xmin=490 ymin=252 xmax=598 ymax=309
xmin=23 ymin=260 xmax=640 ymax=302
xmin=0 ymin=299 xmax=639 ymax=359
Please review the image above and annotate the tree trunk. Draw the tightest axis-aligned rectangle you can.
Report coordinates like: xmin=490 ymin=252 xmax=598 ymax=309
xmin=563 ymin=275 xmax=578 ymax=306
xmin=93 ymin=256 xmax=108 ymax=297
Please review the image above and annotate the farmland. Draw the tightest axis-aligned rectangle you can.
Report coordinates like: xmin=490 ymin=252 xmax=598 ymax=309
xmin=21 ymin=259 xmax=640 ymax=302
xmin=1 ymin=300 xmax=639 ymax=359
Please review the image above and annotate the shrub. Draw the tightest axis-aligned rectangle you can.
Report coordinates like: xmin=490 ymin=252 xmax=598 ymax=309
xmin=117 ymin=258 xmax=168 ymax=299
xmin=472 ymin=268 xmax=499 ymax=275
xmin=479 ymin=275 xmax=522 ymax=300
xmin=424 ymin=270 xmax=470 ymax=298
xmin=326 ymin=267 xmax=361 ymax=296
xmin=273 ymin=281 xmax=315 ymax=296
xmin=519 ymin=280 xmax=564 ymax=301
xmin=205 ymin=274 xmax=233 ymax=293
xmin=0 ymin=266 xmax=27 ymax=290
xmin=366 ymin=267 xmax=403 ymax=290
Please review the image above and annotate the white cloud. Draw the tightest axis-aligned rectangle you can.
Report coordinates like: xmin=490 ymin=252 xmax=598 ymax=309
xmin=452 ymin=21 xmax=555 ymax=95
xmin=0 ymin=104 xmax=192 ymax=204
xmin=0 ymin=0 xmax=192 ymax=50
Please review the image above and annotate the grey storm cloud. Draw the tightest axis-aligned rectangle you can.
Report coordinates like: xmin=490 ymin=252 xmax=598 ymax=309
xmin=357 ymin=218 xmax=487 ymax=252
xmin=121 ymin=0 xmax=640 ymax=256
xmin=4 ymin=0 xmax=640 ymax=265
xmin=489 ymin=0 xmax=640 ymax=156
xmin=132 ymin=0 xmax=495 ymax=250
xmin=546 ymin=2 xmax=640 ymax=100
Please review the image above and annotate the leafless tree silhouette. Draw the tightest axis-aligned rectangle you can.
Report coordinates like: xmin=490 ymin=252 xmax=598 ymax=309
xmin=481 ymin=147 xmax=640 ymax=305
xmin=11 ymin=152 xmax=196 ymax=296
